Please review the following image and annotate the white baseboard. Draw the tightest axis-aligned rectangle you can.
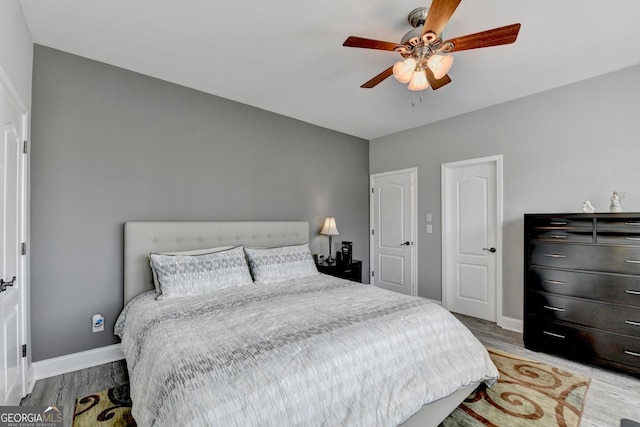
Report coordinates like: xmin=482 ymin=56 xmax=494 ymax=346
xmin=26 ymin=365 xmax=36 ymax=395
xmin=499 ymin=316 xmax=523 ymax=333
xmin=31 ymin=344 xmax=124 ymax=382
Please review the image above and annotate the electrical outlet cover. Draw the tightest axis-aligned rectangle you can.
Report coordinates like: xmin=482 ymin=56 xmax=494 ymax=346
xmin=92 ymin=314 xmax=105 ymax=332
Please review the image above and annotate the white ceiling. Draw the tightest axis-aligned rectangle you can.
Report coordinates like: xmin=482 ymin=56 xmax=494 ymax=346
xmin=19 ymin=0 xmax=640 ymax=140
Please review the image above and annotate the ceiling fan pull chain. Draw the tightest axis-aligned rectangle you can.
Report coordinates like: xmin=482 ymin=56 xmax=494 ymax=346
xmin=411 ymin=93 xmax=424 ymax=107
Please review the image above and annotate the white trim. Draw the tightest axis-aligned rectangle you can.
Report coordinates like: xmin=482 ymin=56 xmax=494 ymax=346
xmin=370 ymin=168 xmax=418 ymax=296
xmin=26 ymin=366 xmax=35 ymax=395
xmin=424 ymin=297 xmax=442 ymax=306
xmin=499 ymin=316 xmax=524 ymax=334
xmin=441 ymin=155 xmax=504 ymax=325
xmin=31 ymin=344 xmax=124 ymax=383
xmin=0 ymin=64 xmax=28 ymax=113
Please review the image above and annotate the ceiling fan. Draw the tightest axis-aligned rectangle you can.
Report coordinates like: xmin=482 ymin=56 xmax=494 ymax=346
xmin=343 ymin=0 xmax=521 ymax=92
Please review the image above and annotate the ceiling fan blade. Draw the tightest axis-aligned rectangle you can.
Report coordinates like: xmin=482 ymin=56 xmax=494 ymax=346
xmin=442 ymin=23 xmax=521 ymax=52
xmin=361 ymin=66 xmax=394 ymax=88
xmin=422 ymin=0 xmax=462 ymax=37
xmin=425 ymin=68 xmax=452 ymax=90
xmin=343 ymin=36 xmax=404 ymax=52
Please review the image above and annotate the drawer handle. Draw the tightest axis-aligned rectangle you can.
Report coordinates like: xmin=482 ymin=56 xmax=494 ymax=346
xmin=543 ymin=331 xmax=565 ymax=339
xmin=550 ymin=222 xmax=568 ymax=225
xmin=625 ymin=259 xmax=640 ymax=264
xmin=626 ymin=290 xmax=640 ymax=295
xmin=544 ymin=254 xmax=566 ymax=258
xmin=543 ymin=305 xmax=565 ymax=312
xmin=624 ymin=222 xmax=640 ymax=226
xmin=550 ymin=235 xmax=568 ymax=239
xmin=544 ymin=279 xmax=566 ymax=285
xmin=624 ymin=350 xmax=640 ymax=357
xmin=624 ymin=237 xmax=640 ymax=241
xmin=625 ymin=320 xmax=640 ymax=327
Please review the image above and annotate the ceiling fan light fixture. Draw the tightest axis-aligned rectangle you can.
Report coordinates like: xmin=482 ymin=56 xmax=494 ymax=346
xmin=392 ymin=58 xmax=417 ymax=83
xmin=407 ymin=70 xmax=430 ymax=91
xmin=427 ymin=54 xmax=454 ymax=79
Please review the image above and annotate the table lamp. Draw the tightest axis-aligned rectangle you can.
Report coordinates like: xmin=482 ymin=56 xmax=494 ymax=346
xmin=320 ymin=217 xmax=339 ymax=265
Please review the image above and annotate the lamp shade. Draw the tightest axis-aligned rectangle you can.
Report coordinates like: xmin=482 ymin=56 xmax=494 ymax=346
xmin=427 ymin=54 xmax=454 ymax=80
xmin=392 ymin=58 xmax=417 ymax=84
xmin=320 ymin=217 xmax=339 ymax=236
xmin=407 ymin=70 xmax=430 ymax=91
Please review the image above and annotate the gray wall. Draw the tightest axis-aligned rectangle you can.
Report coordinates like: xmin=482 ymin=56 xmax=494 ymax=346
xmin=31 ymin=45 xmax=369 ymax=361
xmin=370 ymin=64 xmax=640 ymax=321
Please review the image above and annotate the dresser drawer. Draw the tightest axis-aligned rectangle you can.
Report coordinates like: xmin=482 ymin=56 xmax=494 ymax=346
xmin=527 ymin=217 xmax=593 ymax=243
xmin=525 ymin=317 xmax=640 ymax=373
xmin=597 ymin=219 xmax=640 ymax=245
xmin=527 ymin=267 xmax=640 ymax=305
xmin=531 ymin=230 xmax=593 ymax=243
xmin=527 ymin=292 xmax=640 ymax=336
xmin=530 ymin=242 xmax=640 ymax=274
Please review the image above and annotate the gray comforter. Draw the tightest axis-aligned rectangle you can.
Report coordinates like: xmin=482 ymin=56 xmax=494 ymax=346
xmin=115 ymin=274 xmax=498 ymax=427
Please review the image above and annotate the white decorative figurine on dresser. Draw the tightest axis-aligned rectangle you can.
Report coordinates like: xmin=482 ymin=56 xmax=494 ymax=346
xmin=582 ymin=201 xmax=596 ymax=213
xmin=610 ymin=191 xmax=624 ymax=212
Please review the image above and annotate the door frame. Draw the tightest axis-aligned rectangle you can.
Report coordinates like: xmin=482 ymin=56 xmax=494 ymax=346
xmin=0 ymin=64 xmax=30 ymax=401
xmin=441 ymin=155 xmax=503 ymax=326
xmin=369 ymin=167 xmax=418 ymax=296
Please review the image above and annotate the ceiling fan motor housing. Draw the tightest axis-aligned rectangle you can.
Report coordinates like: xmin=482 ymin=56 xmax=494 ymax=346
xmin=402 ymin=7 xmax=430 ymax=45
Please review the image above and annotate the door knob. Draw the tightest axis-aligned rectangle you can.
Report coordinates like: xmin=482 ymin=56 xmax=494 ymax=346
xmin=402 ymin=241 xmax=411 ymax=246
xmin=483 ymin=247 xmax=497 ymax=253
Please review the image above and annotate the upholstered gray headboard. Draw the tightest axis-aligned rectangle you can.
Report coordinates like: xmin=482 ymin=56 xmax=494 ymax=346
xmin=123 ymin=221 xmax=309 ymax=305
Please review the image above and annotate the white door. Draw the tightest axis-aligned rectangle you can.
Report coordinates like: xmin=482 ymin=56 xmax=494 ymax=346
xmin=370 ymin=168 xmax=417 ymax=295
xmin=0 ymin=76 xmax=28 ymax=405
xmin=442 ymin=156 xmax=502 ymax=323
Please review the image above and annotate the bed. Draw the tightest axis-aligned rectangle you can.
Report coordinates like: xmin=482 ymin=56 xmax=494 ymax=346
xmin=115 ymin=221 xmax=498 ymax=427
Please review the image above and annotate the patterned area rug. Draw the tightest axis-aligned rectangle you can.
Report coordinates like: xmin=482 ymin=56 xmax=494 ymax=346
xmin=72 ymin=348 xmax=590 ymax=427
xmin=441 ymin=348 xmax=590 ymax=427
xmin=72 ymin=384 xmax=135 ymax=427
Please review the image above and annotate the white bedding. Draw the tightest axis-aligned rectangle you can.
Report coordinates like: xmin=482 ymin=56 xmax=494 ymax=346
xmin=115 ymin=274 xmax=498 ymax=427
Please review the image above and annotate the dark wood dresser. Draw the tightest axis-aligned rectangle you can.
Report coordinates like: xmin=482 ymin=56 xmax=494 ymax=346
xmin=524 ymin=213 xmax=640 ymax=376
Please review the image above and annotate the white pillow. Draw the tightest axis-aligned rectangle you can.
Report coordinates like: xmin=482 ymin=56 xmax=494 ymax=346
xmin=149 ymin=246 xmax=252 ymax=300
xmin=245 ymin=243 xmax=319 ymax=284
xmin=149 ymin=246 xmax=233 ymax=293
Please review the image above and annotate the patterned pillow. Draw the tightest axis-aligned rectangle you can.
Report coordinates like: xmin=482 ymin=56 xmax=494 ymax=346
xmin=245 ymin=243 xmax=319 ymax=284
xmin=150 ymin=246 xmax=253 ymax=299
xmin=149 ymin=246 xmax=234 ymax=294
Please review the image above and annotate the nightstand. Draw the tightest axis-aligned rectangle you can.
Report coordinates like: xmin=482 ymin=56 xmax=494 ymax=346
xmin=316 ymin=260 xmax=362 ymax=283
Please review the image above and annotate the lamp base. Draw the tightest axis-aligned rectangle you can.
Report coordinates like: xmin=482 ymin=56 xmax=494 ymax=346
xmin=325 ymin=234 xmax=335 ymax=265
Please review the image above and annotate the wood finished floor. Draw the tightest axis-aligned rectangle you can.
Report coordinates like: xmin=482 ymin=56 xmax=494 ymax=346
xmin=21 ymin=313 xmax=640 ymax=427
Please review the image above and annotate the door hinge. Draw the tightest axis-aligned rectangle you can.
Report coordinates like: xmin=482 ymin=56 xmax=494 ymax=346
xmin=371 ymin=271 xmax=375 ymax=277
xmin=23 ymin=140 xmax=28 ymax=154
xmin=371 ymin=229 xmax=374 ymax=235
xmin=371 ymin=188 xmax=374 ymax=194
xmin=22 ymin=344 xmax=27 ymax=358
xmin=21 ymin=242 xmax=26 ymax=255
